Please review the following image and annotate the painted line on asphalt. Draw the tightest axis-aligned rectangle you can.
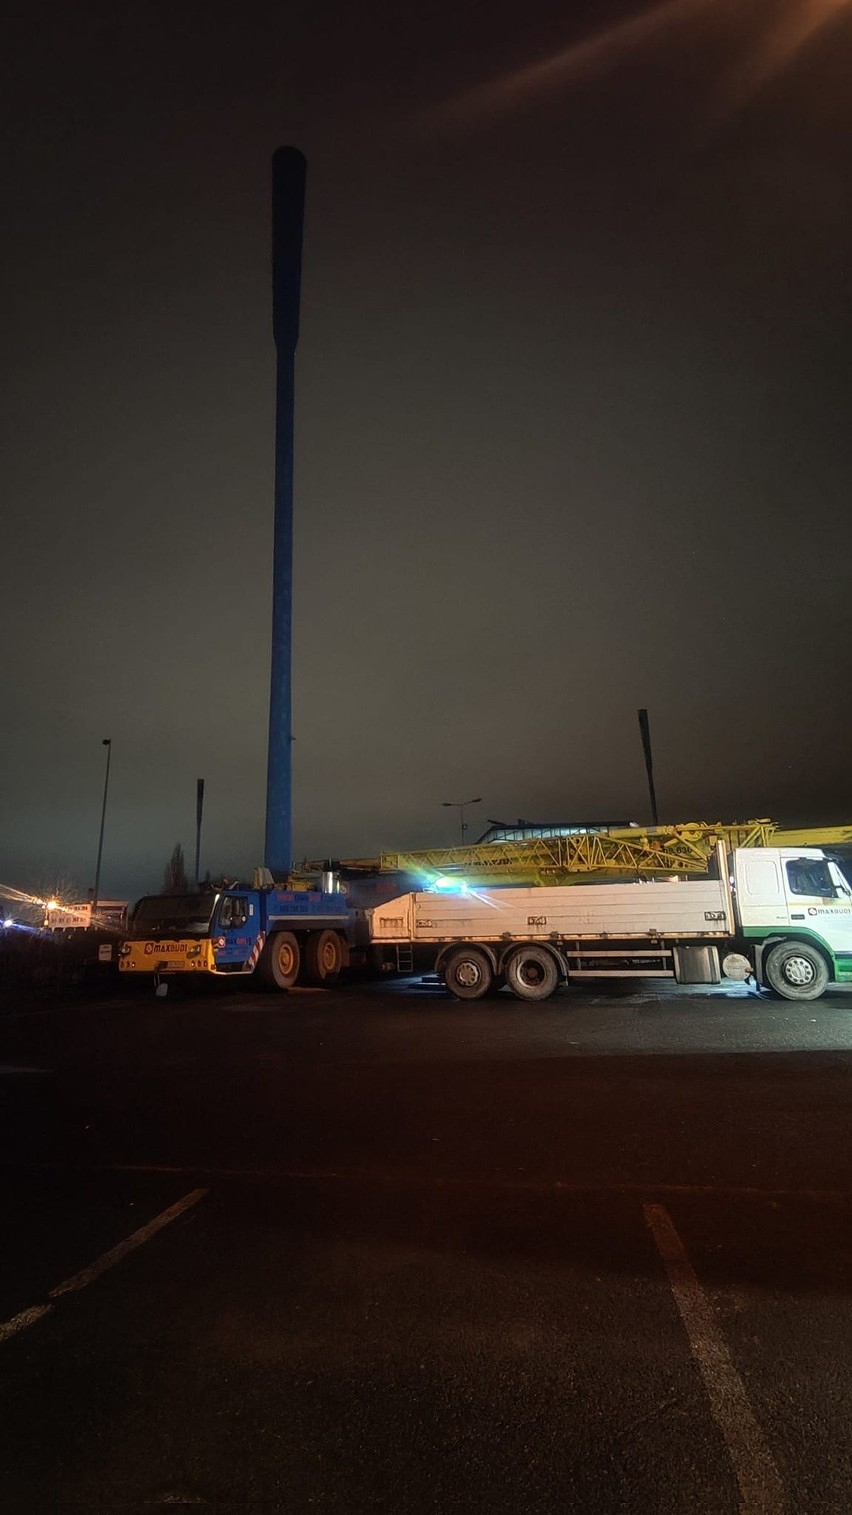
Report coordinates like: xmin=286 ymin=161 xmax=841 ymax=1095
xmin=49 ymin=1187 xmax=208 ymax=1299
xmin=644 ymin=1201 xmax=786 ymax=1515
xmin=0 ymin=1187 xmax=208 ymax=1346
xmin=0 ymin=1303 xmax=53 ymax=1345
xmin=0 ymin=1160 xmax=849 ymax=1203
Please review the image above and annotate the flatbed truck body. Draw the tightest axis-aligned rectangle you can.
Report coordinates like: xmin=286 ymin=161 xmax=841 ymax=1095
xmin=366 ymin=846 xmax=852 ymax=1002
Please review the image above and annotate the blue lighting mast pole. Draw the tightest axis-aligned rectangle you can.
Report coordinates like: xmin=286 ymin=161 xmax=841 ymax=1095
xmin=265 ymin=147 xmax=306 ymax=876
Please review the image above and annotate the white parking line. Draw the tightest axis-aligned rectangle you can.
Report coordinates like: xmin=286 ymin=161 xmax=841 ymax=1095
xmin=0 ymin=1188 xmax=208 ymax=1345
xmin=644 ymin=1202 xmax=785 ymax=1515
xmin=0 ymin=1303 xmax=53 ymax=1345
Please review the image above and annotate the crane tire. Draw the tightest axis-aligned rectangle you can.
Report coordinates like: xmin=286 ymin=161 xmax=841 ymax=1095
xmin=258 ymin=931 xmax=301 ymax=990
xmin=304 ymin=929 xmax=344 ymax=984
xmin=764 ymin=939 xmax=829 ymax=1001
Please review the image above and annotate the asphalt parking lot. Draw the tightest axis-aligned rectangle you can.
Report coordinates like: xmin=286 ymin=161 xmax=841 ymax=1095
xmin=1 ymin=977 xmax=852 ymax=1512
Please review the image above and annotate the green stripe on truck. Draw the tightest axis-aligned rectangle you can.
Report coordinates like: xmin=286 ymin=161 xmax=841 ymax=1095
xmin=741 ymin=925 xmax=849 ymax=981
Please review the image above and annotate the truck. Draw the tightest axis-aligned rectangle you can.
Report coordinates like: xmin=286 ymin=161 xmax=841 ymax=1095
xmin=118 ymin=836 xmax=852 ymax=1003
xmin=365 ymin=844 xmax=852 ymax=1002
xmin=119 ymin=877 xmax=356 ymax=987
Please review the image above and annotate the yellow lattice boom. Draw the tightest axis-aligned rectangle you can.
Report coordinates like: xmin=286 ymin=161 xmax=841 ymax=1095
xmin=311 ymin=819 xmax=852 ymax=887
xmin=769 ymin=824 xmax=852 ymax=848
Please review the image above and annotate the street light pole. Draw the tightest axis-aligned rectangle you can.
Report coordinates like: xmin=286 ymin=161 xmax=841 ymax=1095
xmin=442 ymin=796 xmax=482 ymax=846
xmin=637 ymin=708 xmax=659 ymax=826
xmin=92 ymin=738 xmax=112 ymax=916
xmin=195 ymin=778 xmax=205 ymax=889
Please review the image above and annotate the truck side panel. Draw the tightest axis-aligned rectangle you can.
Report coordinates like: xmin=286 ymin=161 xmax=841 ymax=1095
xmin=265 ymin=889 xmax=352 ymax=927
xmin=367 ymin=879 xmax=733 ymax=944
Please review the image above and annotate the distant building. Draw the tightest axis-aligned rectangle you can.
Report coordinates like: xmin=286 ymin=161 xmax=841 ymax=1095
xmin=44 ymin=899 xmax=128 ymax=931
xmin=477 ymin=819 xmax=636 ymax=845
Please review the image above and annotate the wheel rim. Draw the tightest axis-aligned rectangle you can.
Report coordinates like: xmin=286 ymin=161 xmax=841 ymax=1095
xmin=784 ymin=955 xmax=815 ymax=987
xmin=277 ymin=941 xmax=296 ymax=976
xmin=320 ymin=939 xmax=338 ymax=971
xmin=456 ymin=958 xmax=482 ymax=988
xmin=518 ymin=959 xmax=545 ymax=986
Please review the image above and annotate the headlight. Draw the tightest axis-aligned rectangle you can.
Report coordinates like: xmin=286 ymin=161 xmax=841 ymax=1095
xmin=118 ymin=942 xmax=132 ymax=957
xmin=187 ymin=944 xmax=202 ymax=958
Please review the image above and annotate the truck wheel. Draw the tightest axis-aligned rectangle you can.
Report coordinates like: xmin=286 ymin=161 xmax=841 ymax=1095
xmin=505 ymin=945 xmax=559 ymax=1002
xmin=304 ymin=929 xmax=344 ymax=984
xmin=443 ymin=947 xmax=493 ymax=1000
xmin=259 ymin=931 xmax=301 ymax=990
xmin=764 ymin=939 xmax=829 ymax=1001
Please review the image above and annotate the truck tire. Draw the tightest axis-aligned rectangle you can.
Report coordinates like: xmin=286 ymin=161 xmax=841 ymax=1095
xmin=764 ymin=939 xmax=829 ymax=1001
xmin=505 ymin=945 xmax=560 ymax=1002
xmin=259 ymin=931 xmax=301 ymax=990
xmin=304 ymin=929 xmax=344 ymax=985
xmin=443 ymin=947 xmax=493 ymax=1000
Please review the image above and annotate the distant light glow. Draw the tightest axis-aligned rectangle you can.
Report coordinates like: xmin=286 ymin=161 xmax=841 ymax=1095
xmin=0 ymin=882 xmax=84 ymax=925
xmin=715 ymin=0 xmax=851 ymax=119
xmin=431 ymin=0 xmax=713 ymax=125
xmin=432 ymin=0 xmax=852 ymax=129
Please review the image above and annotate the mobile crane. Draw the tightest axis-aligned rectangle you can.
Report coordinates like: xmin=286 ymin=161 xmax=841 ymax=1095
xmin=119 ymin=871 xmax=355 ymax=989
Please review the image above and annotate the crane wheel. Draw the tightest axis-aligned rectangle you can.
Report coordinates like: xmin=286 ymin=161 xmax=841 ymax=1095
xmin=259 ymin=931 xmax=301 ymax=990
xmin=304 ymin=929 xmax=344 ymax=984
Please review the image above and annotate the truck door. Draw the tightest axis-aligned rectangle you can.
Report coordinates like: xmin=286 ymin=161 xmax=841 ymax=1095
xmin=781 ymin=852 xmax=852 ymax=969
xmin=213 ymin=894 xmax=258 ymax=971
xmin=732 ymin=849 xmax=789 ymax=931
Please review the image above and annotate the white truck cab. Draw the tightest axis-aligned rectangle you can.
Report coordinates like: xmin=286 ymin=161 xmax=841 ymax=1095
xmin=732 ymin=847 xmax=852 ymax=998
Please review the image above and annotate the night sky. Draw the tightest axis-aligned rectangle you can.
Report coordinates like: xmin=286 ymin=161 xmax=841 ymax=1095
xmin=2 ymin=0 xmax=851 ymax=900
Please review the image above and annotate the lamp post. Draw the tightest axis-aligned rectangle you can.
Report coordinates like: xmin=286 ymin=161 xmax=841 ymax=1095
xmin=91 ymin=738 xmax=112 ymax=916
xmin=637 ymin=708 xmax=659 ymax=826
xmin=442 ymin=796 xmax=482 ymax=846
xmin=195 ymin=778 xmax=205 ymax=889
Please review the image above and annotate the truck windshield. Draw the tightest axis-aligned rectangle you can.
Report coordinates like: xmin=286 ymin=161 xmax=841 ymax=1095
xmin=129 ymin=895 xmax=216 ymax=937
xmin=786 ymin=859 xmax=836 ymax=898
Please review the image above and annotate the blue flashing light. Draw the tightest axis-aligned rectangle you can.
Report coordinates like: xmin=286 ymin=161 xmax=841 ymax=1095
xmin=430 ymin=877 xmax=470 ymax=894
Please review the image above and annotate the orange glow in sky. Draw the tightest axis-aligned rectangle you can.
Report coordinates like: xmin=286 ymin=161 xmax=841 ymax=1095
xmin=434 ymin=0 xmax=850 ymax=127
xmin=715 ymin=0 xmax=850 ymax=117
